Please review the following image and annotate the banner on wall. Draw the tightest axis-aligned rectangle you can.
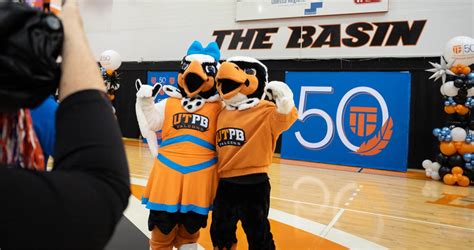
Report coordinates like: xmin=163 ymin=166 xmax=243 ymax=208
xmin=83 ymin=0 xmax=473 ymax=61
xmin=281 ymin=72 xmax=411 ymax=171
xmin=145 ymin=71 xmax=179 ymax=144
xmin=236 ymin=0 xmax=388 ymax=21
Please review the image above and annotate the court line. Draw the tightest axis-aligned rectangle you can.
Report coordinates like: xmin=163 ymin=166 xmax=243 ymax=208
xmin=130 ymin=177 xmax=474 ymax=232
xmin=320 ymin=208 xmax=345 ymax=237
xmin=270 ymin=196 xmax=474 ymax=232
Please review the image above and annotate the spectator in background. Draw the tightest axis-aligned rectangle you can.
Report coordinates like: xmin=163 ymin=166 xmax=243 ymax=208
xmin=0 ymin=0 xmax=130 ymax=248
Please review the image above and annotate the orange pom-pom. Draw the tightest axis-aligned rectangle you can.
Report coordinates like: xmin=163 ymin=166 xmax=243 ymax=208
xmin=106 ymin=69 xmax=114 ymax=76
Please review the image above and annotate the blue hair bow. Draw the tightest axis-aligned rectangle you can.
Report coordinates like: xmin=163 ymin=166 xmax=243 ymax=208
xmin=186 ymin=40 xmax=221 ymax=62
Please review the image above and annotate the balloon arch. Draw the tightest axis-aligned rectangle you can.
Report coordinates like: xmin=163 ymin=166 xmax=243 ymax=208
xmin=423 ymin=36 xmax=474 ymax=187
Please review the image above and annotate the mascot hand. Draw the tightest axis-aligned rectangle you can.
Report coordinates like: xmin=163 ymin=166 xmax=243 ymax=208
xmin=135 ymin=79 xmax=162 ymax=99
xmin=265 ymin=81 xmax=295 ymax=114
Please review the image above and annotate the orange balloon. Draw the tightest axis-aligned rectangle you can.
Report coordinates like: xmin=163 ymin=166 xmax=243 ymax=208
xmin=458 ymin=176 xmax=470 ymax=187
xmin=450 ymin=66 xmax=459 ymax=74
xmin=452 ymin=166 xmax=464 ymax=175
xmin=443 ymin=174 xmax=456 ymax=185
xmin=458 ymin=143 xmax=474 ymax=154
xmin=454 ymin=141 xmax=463 ymax=150
xmin=455 ymin=105 xmax=469 ymax=115
xmin=440 ymin=142 xmax=457 ymax=156
xmin=106 ymin=69 xmax=114 ymax=76
xmin=444 ymin=106 xmax=456 ymax=114
xmin=462 ymin=66 xmax=471 ymax=75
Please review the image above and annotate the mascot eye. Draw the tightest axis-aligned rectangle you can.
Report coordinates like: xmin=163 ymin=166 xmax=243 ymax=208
xmin=205 ymin=65 xmax=216 ymax=74
xmin=181 ymin=62 xmax=190 ymax=71
xmin=244 ymin=68 xmax=257 ymax=76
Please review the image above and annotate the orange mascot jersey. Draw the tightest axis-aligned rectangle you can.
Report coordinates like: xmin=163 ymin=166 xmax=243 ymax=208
xmin=142 ymin=98 xmax=221 ymax=215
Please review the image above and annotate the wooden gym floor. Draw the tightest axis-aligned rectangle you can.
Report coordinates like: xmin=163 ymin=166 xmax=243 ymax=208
xmin=123 ymin=139 xmax=474 ymax=250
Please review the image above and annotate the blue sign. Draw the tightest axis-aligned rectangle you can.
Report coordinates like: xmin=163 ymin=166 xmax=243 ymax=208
xmin=281 ymin=72 xmax=411 ymax=171
xmin=145 ymin=71 xmax=179 ymax=144
xmin=147 ymin=71 xmax=179 ymax=103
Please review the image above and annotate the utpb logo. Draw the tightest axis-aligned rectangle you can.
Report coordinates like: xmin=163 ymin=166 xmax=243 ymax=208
xmin=341 ymin=88 xmax=393 ymax=156
xmin=173 ymin=113 xmax=209 ymax=132
xmin=453 ymin=45 xmax=462 ymax=54
xmin=217 ymin=128 xmax=246 ymax=147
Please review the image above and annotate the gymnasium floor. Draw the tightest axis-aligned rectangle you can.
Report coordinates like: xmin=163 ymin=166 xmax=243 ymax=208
xmin=114 ymin=139 xmax=474 ymax=250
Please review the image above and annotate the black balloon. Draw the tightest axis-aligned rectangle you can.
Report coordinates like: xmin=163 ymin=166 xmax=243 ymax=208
xmin=438 ymin=166 xmax=451 ymax=179
xmin=463 ymin=165 xmax=474 ymax=180
xmin=454 ymin=79 xmax=464 ymax=88
xmin=448 ymin=154 xmax=464 ymax=168
xmin=436 ymin=153 xmax=448 ymax=164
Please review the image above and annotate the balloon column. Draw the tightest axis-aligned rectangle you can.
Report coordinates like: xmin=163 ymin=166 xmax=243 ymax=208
xmin=99 ymin=50 xmax=122 ymax=101
xmin=423 ymin=36 xmax=474 ymax=187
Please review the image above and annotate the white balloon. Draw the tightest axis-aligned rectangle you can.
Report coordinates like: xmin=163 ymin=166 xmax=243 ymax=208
xmin=99 ymin=50 xmax=122 ymax=70
xmin=431 ymin=162 xmax=441 ymax=172
xmin=451 ymin=127 xmax=467 ymax=141
xmin=422 ymin=160 xmax=432 ymax=169
xmin=431 ymin=172 xmax=441 ymax=181
xmin=468 ymin=88 xmax=474 ymax=97
xmin=442 ymin=81 xmax=458 ymax=97
xmin=440 ymin=85 xmax=446 ymax=96
xmin=444 ymin=36 xmax=474 ymax=66
xmin=425 ymin=170 xmax=431 ymax=177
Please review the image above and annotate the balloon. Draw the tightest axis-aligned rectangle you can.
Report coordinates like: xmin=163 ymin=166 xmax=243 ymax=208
xmin=455 ymin=105 xmax=469 ymax=115
xmin=462 ymin=67 xmax=471 ymax=75
xmin=440 ymin=142 xmax=457 ymax=156
xmin=468 ymin=73 xmax=474 ymax=80
xmin=439 ymin=166 xmax=451 ymax=179
xmin=458 ymin=143 xmax=474 ymax=155
xmin=432 ymin=162 xmax=441 ymax=172
xmin=463 ymin=153 xmax=472 ymax=162
xmin=442 ymin=81 xmax=458 ymax=97
xmin=106 ymin=69 xmax=114 ymax=76
xmin=99 ymin=50 xmax=122 ymax=70
xmin=467 ymin=88 xmax=474 ymax=97
xmin=448 ymin=155 xmax=464 ymax=168
xmin=436 ymin=153 xmax=448 ymax=164
xmin=440 ymin=85 xmax=446 ymax=95
xmin=108 ymin=94 xmax=115 ymax=101
xmin=464 ymin=165 xmax=474 ymax=179
xmin=422 ymin=160 xmax=432 ymax=169
xmin=458 ymin=176 xmax=470 ymax=187
xmin=454 ymin=79 xmax=464 ymax=88
xmin=444 ymin=106 xmax=455 ymax=114
xmin=431 ymin=172 xmax=441 ymax=181
xmin=451 ymin=127 xmax=467 ymax=141
xmin=452 ymin=166 xmax=464 ymax=175
xmin=444 ymin=36 xmax=474 ymax=66
xmin=443 ymin=174 xmax=456 ymax=185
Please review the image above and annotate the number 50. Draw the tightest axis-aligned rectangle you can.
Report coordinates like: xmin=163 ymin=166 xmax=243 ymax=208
xmin=295 ymin=86 xmax=389 ymax=151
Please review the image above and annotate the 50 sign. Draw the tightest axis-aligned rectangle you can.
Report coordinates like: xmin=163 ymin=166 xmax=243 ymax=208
xmin=281 ymin=72 xmax=410 ymax=171
xmin=295 ymin=86 xmax=393 ymax=155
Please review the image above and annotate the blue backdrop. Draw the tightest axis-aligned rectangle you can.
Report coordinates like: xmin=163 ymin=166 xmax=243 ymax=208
xmin=281 ymin=72 xmax=411 ymax=171
xmin=145 ymin=71 xmax=179 ymax=144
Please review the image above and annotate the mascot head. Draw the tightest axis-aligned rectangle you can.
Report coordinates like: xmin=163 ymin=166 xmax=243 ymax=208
xmin=215 ymin=56 xmax=268 ymax=107
xmin=177 ymin=41 xmax=220 ymax=99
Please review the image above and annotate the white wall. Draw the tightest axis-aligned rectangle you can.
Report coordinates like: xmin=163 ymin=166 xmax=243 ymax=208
xmin=79 ymin=0 xmax=474 ymax=61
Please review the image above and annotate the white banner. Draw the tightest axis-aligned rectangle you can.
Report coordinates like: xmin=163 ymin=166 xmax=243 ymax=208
xmin=236 ymin=0 xmax=389 ymax=21
xmin=81 ymin=0 xmax=474 ymax=61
